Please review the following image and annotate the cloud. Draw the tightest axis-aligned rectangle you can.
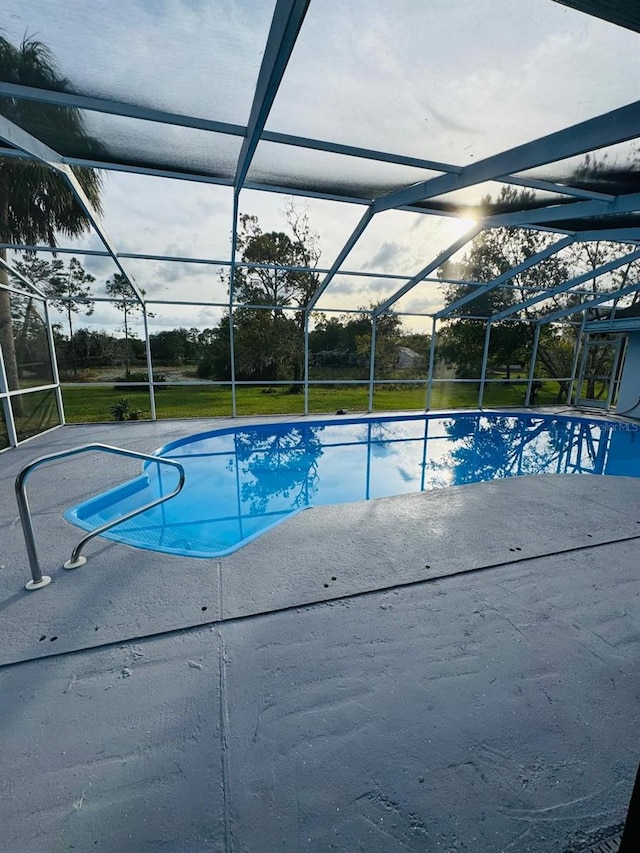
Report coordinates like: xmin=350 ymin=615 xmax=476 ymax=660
xmin=364 ymin=242 xmax=404 ymax=272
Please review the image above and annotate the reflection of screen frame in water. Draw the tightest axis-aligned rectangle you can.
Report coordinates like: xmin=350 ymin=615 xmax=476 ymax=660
xmin=65 ymin=412 xmax=639 ymax=559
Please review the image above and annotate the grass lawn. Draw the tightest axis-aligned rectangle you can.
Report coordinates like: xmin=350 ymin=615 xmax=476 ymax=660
xmin=0 ymin=379 xmax=564 ymax=448
xmin=60 ymin=379 xmax=564 ymax=424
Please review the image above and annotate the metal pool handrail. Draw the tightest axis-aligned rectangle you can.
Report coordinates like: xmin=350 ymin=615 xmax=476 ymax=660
xmin=15 ymin=443 xmax=186 ymax=591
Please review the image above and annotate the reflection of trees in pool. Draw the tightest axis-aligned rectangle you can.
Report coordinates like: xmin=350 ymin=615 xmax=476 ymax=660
xmin=232 ymin=425 xmax=324 ymax=513
xmin=355 ymin=422 xmax=398 ymax=457
xmin=230 ymin=417 xmax=609 ymax=514
xmin=425 ymin=416 xmax=605 ymax=485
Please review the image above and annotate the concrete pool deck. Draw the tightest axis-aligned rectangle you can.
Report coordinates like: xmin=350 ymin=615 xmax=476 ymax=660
xmin=0 ymin=412 xmax=638 ymax=851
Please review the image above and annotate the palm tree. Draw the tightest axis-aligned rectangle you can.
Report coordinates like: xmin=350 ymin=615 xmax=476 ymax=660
xmin=0 ymin=36 xmax=102 ymax=411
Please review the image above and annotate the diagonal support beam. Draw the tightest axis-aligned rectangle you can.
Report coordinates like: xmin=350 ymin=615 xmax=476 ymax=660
xmin=370 ymin=99 xmax=640 ymax=214
xmin=305 ymin=207 xmax=375 ymax=313
xmin=233 ymin=0 xmax=310 ymax=192
xmin=537 ymin=279 xmax=640 ymax=325
xmin=373 ymin=225 xmax=482 ymax=317
xmin=500 ymin=174 xmax=614 ymax=203
xmin=0 ymin=112 xmax=65 ymax=170
xmin=435 ymin=234 xmax=576 ymax=319
xmin=570 ymin=229 xmax=640 ymax=244
xmin=0 ymin=256 xmax=47 ymax=298
xmin=0 ymin=113 xmax=144 ymax=303
xmin=490 ymin=248 xmax=640 ymax=321
xmin=485 ymin=191 xmax=640 ymax=230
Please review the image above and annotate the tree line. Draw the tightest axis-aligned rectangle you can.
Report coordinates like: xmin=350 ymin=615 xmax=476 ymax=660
xmin=7 ymin=206 xmax=431 ymax=386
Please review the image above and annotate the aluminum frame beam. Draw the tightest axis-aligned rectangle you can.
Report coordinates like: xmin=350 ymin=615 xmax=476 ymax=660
xmin=536 ymin=280 xmax=640 ymax=325
xmin=500 ymin=174 xmax=615 ymax=203
xmin=0 ymin=81 xmax=456 ymax=175
xmin=370 ymin=99 xmax=640 ymax=214
xmin=305 ymin=207 xmax=374 ymax=313
xmin=0 ymin=244 xmax=417 ymax=284
xmin=0 ymin=111 xmax=160 ymax=425
xmin=3 ymin=144 xmax=625 ymax=224
xmin=0 ymin=82 xmax=245 ymax=137
xmin=490 ymin=248 xmax=640 ymax=321
xmin=485 ymin=191 xmax=640 ymax=229
xmin=569 ymin=229 xmax=640 ymax=243
xmin=233 ymin=0 xmax=310 ymax=191
xmin=262 ymin=130 xmax=458 ymax=174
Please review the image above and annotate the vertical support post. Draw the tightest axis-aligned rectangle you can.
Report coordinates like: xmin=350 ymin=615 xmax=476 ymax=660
xmin=0 ymin=340 xmax=18 ymax=447
xmin=567 ymin=315 xmax=586 ymax=405
xmin=142 ymin=305 xmax=157 ymax=421
xmin=525 ymin=323 xmax=541 ymax=406
xmin=368 ymin=314 xmax=377 ymax=413
xmin=303 ymin=309 xmax=309 ymax=415
xmin=43 ymin=301 xmax=65 ymax=426
xmin=478 ymin=321 xmax=492 ymax=409
xmin=425 ymin=317 xmax=437 ymax=411
xmin=229 ymin=194 xmax=240 ymax=418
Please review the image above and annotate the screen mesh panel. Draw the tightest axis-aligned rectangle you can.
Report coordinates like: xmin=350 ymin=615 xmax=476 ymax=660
xmin=247 ymin=141 xmax=443 ymax=200
xmin=266 ymin=0 xmax=639 ymax=163
xmin=413 ymin=182 xmax=579 ymax=218
xmin=1 ymin=0 xmax=276 ymax=126
xmin=0 ymin=105 xmax=243 ymax=180
xmin=515 ymin=138 xmax=640 ymax=196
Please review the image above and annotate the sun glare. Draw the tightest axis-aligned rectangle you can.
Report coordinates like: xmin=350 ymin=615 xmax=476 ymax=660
xmin=452 ymin=216 xmax=478 ymax=236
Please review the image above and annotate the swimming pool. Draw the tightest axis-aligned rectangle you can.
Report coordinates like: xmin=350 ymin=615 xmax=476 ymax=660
xmin=66 ymin=412 xmax=640 ymax=558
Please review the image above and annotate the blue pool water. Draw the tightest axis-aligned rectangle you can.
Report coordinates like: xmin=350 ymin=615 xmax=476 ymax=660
xmin=66 ymin=412 xmax=640 ymax=558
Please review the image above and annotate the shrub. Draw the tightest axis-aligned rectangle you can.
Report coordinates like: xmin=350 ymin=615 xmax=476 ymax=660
xmin=109 ymin=397 xmax=143 ymax=421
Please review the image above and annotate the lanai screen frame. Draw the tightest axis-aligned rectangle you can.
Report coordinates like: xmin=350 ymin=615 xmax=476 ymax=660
xmin=1 ymin=0 xmax=640 ymax=449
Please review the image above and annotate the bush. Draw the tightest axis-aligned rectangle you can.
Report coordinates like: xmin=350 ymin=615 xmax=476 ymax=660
xmin=109 ymin=397 xmax=143 ymax=421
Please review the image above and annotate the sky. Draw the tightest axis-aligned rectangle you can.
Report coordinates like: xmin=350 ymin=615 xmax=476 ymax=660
xmin=2 ymin=0 xmax=639 ymax=334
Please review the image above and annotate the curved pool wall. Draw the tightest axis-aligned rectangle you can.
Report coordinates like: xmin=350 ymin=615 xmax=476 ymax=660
xmin=65 ymin=412 xmax=640 ymax=559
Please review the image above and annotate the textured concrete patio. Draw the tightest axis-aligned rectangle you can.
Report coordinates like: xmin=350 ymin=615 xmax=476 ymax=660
xmin=1 ymin=415 xmax=638 ymax=851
